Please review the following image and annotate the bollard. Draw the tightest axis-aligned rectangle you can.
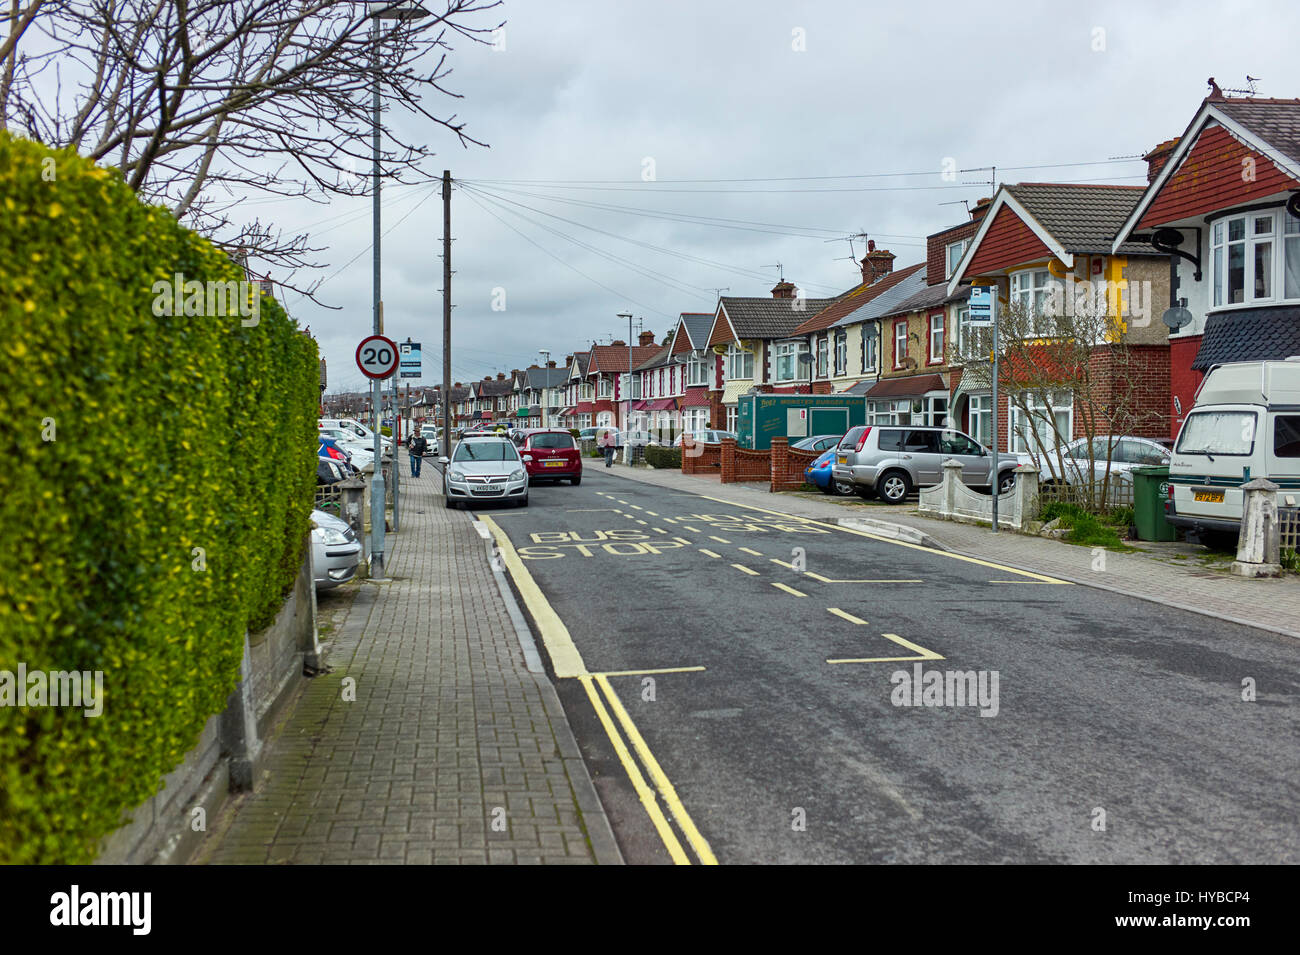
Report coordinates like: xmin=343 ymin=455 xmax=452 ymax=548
xmin=1231 ymin=478 xmax=1282 ymax=577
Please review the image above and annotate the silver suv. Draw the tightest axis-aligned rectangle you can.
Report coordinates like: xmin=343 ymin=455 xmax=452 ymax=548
xmin=831 ymin=425 xmax=1019 ymax=503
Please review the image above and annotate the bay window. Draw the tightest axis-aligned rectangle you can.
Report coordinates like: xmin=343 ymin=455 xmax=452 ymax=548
xmin=1010 ymin=391 xmax=1073 ymax=454
xmin=725 ymin=343 xmax=754 ymax=380
xmin=1211 ymin=209 xmax=1300 ymax=307
xmin=1009 ymin=268 xmax=1059 ymax=322
xmin=953 ymin=304 xmax=971 ymax=356
xmin=774 ymin=341 xmax=805 ymax=382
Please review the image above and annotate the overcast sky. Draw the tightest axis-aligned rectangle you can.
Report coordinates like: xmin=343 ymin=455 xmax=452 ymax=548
xmin=268 ymin=0 xmax=1300 ymax=396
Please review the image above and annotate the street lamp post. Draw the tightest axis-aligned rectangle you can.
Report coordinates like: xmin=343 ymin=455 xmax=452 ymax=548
xmin=618 ymin=312 xmax=632 ymax=462
xmin=367 ymin=1 xmax=429 ymax=579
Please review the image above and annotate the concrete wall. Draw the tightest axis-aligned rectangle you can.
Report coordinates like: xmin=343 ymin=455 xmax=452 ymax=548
xmin=95 ymin=541 xmax=317 ymax=864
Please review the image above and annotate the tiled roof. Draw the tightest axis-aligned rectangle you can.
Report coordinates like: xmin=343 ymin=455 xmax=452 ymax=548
xmin=717 ymin=294 xmax=840 ymax=340
xmin=677 ymin=313 xmax=715 ymax=348
xmin=569 ymin=352 xmax=589 ymax=377
xmin=476 ymin=379 xmax=514 ymax=397
xmin=1006 ymin=183 xmax=1152 ymax=255
xmin=796 ymin=264 xmax=925 ymax=335
xmin=1215 ymin=98 xmax=1300 ymax=167
xmin=1192 ymin=307 xmax=1300 ymax=370
xmin=865 ymin=373 xmax=947 ymax=398
xmin=881 ymin=277 xmax=970 ymax=319
xmin=588 ymin=343 xmax=662 ymax=374
xmin=524 ymin=367 xmax=568 ymax=389
xmin=633 ymin=344 xmax=674 ymax=371
xmin=830 ymin=266 xmax=931 ymax=328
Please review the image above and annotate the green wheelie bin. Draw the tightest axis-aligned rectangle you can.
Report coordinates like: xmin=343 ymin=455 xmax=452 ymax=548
xmin=1132 ymin=465 xmax=1177 ymax=541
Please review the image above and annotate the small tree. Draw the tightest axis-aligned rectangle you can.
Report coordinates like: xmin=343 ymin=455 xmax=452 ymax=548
xmin=952 ymin=279 xmax=1162 ymax=510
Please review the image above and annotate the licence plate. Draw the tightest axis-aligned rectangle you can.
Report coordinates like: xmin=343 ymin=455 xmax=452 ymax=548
xmin=543 ymin=460 xmax=564 ymax=467
xmin=1193 ymin=489 xmax=1225 ymax=503
xmin=836 ymin=455 xmax=847 ymax=464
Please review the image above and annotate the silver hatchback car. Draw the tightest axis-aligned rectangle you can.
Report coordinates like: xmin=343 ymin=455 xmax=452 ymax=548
xmin=439 ymin=437 xmax=529 ymax=509
xmin=831 ymin=425 xmax=1021 ymax=503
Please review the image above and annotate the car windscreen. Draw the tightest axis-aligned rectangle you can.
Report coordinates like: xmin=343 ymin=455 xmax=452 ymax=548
xmin=453 ymin=441 xmax=516 ymax=462
xmin=1176 ymin=411 xmax=1257 ymax=455
xmin=531 ymin=433 xmax=575 ymax=449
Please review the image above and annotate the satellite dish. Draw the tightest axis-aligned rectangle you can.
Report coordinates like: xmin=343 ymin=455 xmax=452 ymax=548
xmin=798 ymin=352 xmax=815 ymax=364
xmin=1161 ymin=306 xmax=1193 ymax=330
xmin=1151 ymin=227 xmax=1185 ymax=253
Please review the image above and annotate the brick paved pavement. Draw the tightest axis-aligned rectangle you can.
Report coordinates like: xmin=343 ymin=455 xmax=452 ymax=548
xmin=195 ymin=472 xmax=621 ymax=865
xmin=606 ymin=463 xmax=1300 ymax=640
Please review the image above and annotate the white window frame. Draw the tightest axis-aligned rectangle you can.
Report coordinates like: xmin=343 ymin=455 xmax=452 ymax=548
xmin=816 ymin=337 xmax=828 ymax=379
xmin=1009 ymin=268 xmax=1059 ymax=317
xmin=863 ymin=327 xmax=878 ymax=374
xmin=953 ymin=304 xmax=971 ymax=356
xmin=968 ymin=393 xmax=993 ymax=447
xmin=834 ymin=332 xmax=847 ymax=376
xmin=726 ymin=406 xmax=738 ymax=432
xmin=928 ymin=312 xmax=945 ymax=364
xmin=597 ymin=376 xmax=611 ymax=399
xmin=725 ymin=344 xmax=754 ymax=380
xmin=1210 ymin=209 xmax=1300 ymax=308
xmin=1009 ymin=391 xmax=1073 ymax=455
xmin=946 ymin=238 xmax=970 ymax=279
xmin=773 ymin=341 xmax=805 ymax=382
xmin=687 ymin=351 xmax=710 ymax=387
xmin=893 ymin=321 xmax=908 ymax=369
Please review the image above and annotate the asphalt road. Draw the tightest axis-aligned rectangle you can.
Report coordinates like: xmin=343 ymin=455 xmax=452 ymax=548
xmin=464 ymin=466 xmax=1300 ymax=865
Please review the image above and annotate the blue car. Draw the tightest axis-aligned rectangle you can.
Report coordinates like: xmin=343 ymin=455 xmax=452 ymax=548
xmin=804 ymin=448 xmax=853 ymax=496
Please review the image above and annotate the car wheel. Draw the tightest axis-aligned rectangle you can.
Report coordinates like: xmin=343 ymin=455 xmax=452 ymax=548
xmin=833 ymin=479 xmax=855 ymax=496
xmin=570 ymin=475 xmax=581 ymax=486
xmin=877 ymin=470 xmax=911 ymax=504
xmin=997 ymin=471 xmax=1017 ymax=494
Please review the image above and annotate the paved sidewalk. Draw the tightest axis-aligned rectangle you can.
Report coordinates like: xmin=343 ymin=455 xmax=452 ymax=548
xmin=194 ymin=473 xmax=621 ymax=865
xmin=605 ymin=463 xmax=1300 ymax=640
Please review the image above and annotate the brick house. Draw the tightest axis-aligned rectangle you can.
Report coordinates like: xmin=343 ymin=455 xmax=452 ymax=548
xmin=705 ymin=281 xmax=840 ymax=433
xmin=586 ymin=334 xmax=661 ymax=431
xmin=523 ymin=363 xmax=568 ymax=429
xmin=628 ymin=342 xmax=676 ymax=440
xmin=667 ymin=313 xmax=721 ymax=433
xmin=946 ymin=181 xmax=1172 ymax=453
xmin=1111 ymin=90 xmax=1300 ymax=439
xmin=559 ymin=352 xmax=591 ymax=429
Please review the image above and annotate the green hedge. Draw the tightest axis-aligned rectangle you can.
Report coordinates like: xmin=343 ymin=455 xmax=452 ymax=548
xmin=645 ymin=446 xmax=682 ymax=470
xmin=0 ymin=132 xmax=319 ymax=863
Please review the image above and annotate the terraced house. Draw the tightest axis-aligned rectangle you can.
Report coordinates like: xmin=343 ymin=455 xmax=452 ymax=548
xmin=584 ymin=334 xmax=661 ymax=432
xmin=1111 ymin=89 xmax=1300 ymax=439
xmin=946 ymin=180 xmax=1172 ymax=453
xmin=559 ymin=352 xmax=592 ymax=430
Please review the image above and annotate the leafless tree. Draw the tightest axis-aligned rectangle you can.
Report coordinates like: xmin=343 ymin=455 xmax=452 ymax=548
xmin=2 ymin=0 xmax=501 ymax=294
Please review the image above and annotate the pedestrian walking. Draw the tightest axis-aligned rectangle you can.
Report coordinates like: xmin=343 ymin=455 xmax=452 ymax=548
xmin=600 ymin=427 xmax=617 ymax=468
xmin=409 ymin=428 xmax=428 ymax=478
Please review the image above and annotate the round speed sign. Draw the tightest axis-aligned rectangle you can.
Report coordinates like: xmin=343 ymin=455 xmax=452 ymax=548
xmin=355 ymin=335 xmax=400 ymax=380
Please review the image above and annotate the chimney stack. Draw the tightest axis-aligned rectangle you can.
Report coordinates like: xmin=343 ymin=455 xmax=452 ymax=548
xmin=771 ymin=280 xmax=797 ymax=299
xmin=969 ymin=196 xmax=994 ymax=223
xmin=1143 ymin=137 xmax=1179 ymax=184
xmin=861 ymin=241 xmax=896 ymax=285
xmin=496 ymin=372 xmax=506 ymax=380
xmin=611 ymin=339 xmax=626 ymax=347
xmin=638 ymin=330 xmax=656 ymax=347
xmin=546 ymin=360 xmax=556 ymax=368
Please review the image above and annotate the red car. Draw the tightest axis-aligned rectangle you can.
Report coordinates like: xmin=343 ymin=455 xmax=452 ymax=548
xmin=520 ymin=430 xmax=582 ymax=485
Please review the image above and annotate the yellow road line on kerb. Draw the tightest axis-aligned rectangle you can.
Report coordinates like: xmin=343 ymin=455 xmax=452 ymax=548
xmin=595 ymin=674 xmax=718 ymax=865
xmin=579 ymin=676 xmax=690 ymax=865
xmin=694 ymin=493 xmax=1068 ymax=584
xmin=479 ymin=516 xmax=587 ymax=678
xmin=592 ymin=666 xmax=706 ymax=677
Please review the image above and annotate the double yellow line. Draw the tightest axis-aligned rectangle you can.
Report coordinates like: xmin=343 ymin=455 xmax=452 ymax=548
xmin=479 ymin=514 xmax=716 ymax=866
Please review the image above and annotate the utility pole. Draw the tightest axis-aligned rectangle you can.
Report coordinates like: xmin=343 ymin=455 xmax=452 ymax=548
xmin=442 ymin=169 xmax=453 ymax=466
xmin=369 ymin=15 xmax=386 ymax=580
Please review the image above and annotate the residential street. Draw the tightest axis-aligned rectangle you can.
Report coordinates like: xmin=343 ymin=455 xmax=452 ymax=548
xmin=468 ymin=468 xmax=1300 ymax=865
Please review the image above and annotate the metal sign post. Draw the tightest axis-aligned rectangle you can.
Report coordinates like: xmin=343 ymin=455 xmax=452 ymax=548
xmin=968 ymin=286 xmax=999 ymax=533
xmin=356 ymin=334 xmax=399 ymax=576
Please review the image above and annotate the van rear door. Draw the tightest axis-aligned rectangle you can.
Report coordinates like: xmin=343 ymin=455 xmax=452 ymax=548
xmin=1171 ymin=407 xmax=1259 ymax=524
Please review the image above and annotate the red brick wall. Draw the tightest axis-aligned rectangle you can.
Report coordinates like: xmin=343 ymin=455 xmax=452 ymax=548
xmin=811 ymin=381 xmax=834 ymax=395
xmin=1168 ymin=336 xmax=1203 ymax=440
xmin=927 ymin=220 xmax=978 ymax=285
xmin=720 ymin=437 xmax=770 ymax=483
xmin=1139 ymin=123 xmax=1300 ymax=229
xmin=682 ymin=441 xmax=721 ymax=474
xmin=1083 ymin=345 xmax=1170 ymax=439
xmin=769 ymin=436 xmax=820 ymax=491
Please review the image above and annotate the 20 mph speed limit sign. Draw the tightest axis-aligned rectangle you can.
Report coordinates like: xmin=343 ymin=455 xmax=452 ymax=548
xmin=355 ymin=335 xmax=400 ymax=380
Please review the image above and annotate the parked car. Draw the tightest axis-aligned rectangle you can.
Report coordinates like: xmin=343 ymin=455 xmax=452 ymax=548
xmin=439 ymin=437 xmax=529 ymax=509
xmin=832 ymin=425 xmax=1023 ymax=504
xmin=791 ymin=434 xmax=843 ymax=453
xmin=319 ymin=417 xmax=392 ymax=452
xmin=520 ymin=429 xmax=583 ymax=484
xmin=319 ymin=434 xmax=372 ymax=471
xmin=673 ymin=429 xmax=737 ymax=447
xmin=1167 ymin=358 xmax=1300 ymax=540
xmin=317 ymin=457 xmax=349 ymax=485
xmin=804 ymin=448 xmax=854 ymax=495
xmin=310 ymin=508 xmax=362 ymax=591
xmin=1033 ymin=435 xmax=1170 ymax=488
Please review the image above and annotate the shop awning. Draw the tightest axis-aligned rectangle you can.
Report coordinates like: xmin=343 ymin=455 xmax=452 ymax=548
xmin=864 ymin=373 xmax=947 ymax=399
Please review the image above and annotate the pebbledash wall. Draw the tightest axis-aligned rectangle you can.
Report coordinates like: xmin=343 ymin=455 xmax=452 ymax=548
xmin=96 ymin=545 xmax=318 ymax=865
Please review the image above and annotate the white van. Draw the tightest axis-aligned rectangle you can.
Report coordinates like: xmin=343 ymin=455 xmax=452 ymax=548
xmin=1167 ymin=358 xmax=1300 ymax=539
xmin=319 ymin=417 xmax=392 ymax=452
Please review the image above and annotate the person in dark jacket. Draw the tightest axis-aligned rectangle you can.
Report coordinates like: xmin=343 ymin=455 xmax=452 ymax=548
xmin=409 ymin=428 xmax=429 ymax=477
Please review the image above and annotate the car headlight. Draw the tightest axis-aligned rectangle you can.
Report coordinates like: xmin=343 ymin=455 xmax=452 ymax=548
xmin=510 ymin=468 xmax=525 ymax=481
xmin=316 ymin=527 xmax=350 ymax=546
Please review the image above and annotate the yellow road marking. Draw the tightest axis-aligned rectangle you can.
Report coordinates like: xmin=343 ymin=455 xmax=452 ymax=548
xmin=480 ymin=516 xmax=587 ymax=678
xmin=592 ymin=666 xmax=706 ymax=677
xmin=804 ymin=572 xmax=924 ymax=584
xmin=828 ymin=607 xmax=868 ymax=625
xmin=618 ymin=499 xmax=630 ymax=505
xmin=631 ymin=504 xmax=644 ymax=511
xmin=663 ymin=516 xmax=677 ymax=523
xmin=731 ymin=563 xmax=759 ymax=576
xmin=709 ymin=535 xmax=731 ymax=544
xmin=636 ymin=519 xmax=648 ymax=525
xmin=645 ymin=510 xmax=659 ymax=516
xmin=580 ymin=676 xmax=690 ymax=865
xmin=989 ymin=579 xmax=1069 ymax=584
xmin=770 ymin=558 xmax=795 ymax=569
xmin=772 ymin=582 xmax=806 ymax=597
xmin=738 ymin=547 xmax=764 ymax=556
xmin=673 ymin=537 xmax=693 ymax=545
xmin=693 ymin=493 xmax=1069 ymax=584
xmin=595 ymin=675 xmax=717 ymax=865
xmin=684 ymin=526 xmax=701 ymax=532
xmin=700 ymin=549 xmax=721 ymax=558
xmin=653 ymin=527 xmax=667 ymax=534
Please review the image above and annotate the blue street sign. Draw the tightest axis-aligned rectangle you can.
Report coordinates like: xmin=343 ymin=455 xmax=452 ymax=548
xmin=968 ymin=286 xmax=993 ymax=326
xmin=400 ymin=340 xmax=422 ymax=379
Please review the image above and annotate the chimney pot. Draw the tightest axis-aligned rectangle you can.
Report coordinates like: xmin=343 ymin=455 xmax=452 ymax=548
xmin=496 ymin=372 xmax=505 ymax=380
xmin=547 ymin=360 xmax=556 ymax=367
xmin=861 ymin=248 xmax=896 ymax=286
xmin=771 ymin=280 xmax=797 ymax=299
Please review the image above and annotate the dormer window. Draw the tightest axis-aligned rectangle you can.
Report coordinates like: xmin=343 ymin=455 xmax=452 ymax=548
xmin=946 ymin=239 xmax=970 ymax=279
xmin=1211 ymin=209 xmax=1300 ymax=308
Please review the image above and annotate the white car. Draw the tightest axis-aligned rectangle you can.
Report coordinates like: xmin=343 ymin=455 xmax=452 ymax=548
xmin=1033 ymin=435 xmax=1170 ymax=488
xmin=310 ymin=509 xmax=362 ymax=590
xmin=319 ymin=418 xmax=392 ymax=453
xmin=319 ymin=428 xmax=376 ymax=469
